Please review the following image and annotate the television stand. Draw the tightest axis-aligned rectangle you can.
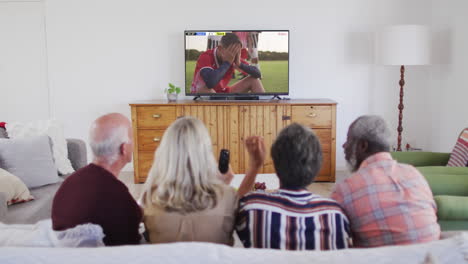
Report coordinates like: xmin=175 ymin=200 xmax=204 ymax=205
xmin=193 ymin=95 xmax=201 ymax=101
xmin=271 ymin=95 xmax=282 ymax=100
xmin=129 ymin=99 xmax=337 ymax=183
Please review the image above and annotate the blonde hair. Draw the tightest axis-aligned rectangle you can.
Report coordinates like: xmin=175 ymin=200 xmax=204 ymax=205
xmin=140 ymin=116 xmax=221 ymax=213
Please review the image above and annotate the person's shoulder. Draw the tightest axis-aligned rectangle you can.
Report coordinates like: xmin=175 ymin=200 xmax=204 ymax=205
xmin=239 ymin=190 xmax=279 ymax=205
xmin=59 ymin=164 xmax=96 ymax=186
xmin=198 ymin=49 xmax=214 ymax=59
xmin=395 ymin=162 xmax=428 ymax=180
xmin=308 ymin=195 xmax=349 ymax=217
xmin=311 ymin=195 xmax=345 ymax=208
xmin=67 ymin=163 xmax=93 ymax=177
xmin=334 ymin=171 xmax=361 ymax=189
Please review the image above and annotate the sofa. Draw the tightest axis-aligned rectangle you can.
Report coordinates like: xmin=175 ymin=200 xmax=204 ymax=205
xmin=0 ymin=232 xmax=467 ymax=264
xmin=0 ymin=127 xmax=87 ymax=224
xmin=391 ymin=151 xmax=468 ymax=231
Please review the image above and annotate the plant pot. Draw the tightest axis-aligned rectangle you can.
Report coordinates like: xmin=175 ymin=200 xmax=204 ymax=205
xmin=167 ymin=93 xmax=178 ymax=102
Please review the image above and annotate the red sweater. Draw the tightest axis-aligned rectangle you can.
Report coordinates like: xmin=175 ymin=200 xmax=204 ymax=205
xmin=52 ymin=164 xmax=142 ymax=246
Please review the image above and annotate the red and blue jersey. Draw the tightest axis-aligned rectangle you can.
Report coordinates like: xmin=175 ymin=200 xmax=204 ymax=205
xmin=191 ymin=48 xmax=247 ymax=93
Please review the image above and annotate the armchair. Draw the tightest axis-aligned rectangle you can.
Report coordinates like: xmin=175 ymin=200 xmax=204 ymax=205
xmin=391 ymin=151 xmax=468 ymax=231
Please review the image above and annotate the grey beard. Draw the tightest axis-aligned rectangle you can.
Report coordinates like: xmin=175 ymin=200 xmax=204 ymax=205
xmin=346 ymin=156 xmax=358 ymax=173
xmin=346 ymin=144 xmax=359 ymax=172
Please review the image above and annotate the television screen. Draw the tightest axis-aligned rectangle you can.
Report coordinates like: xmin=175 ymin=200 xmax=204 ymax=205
xmin=185 ymin=30 xmax=289 ymax=96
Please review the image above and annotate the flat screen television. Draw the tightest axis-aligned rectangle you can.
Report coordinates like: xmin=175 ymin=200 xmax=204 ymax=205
xmin=185 ymin=30 xmax=289 ymax=99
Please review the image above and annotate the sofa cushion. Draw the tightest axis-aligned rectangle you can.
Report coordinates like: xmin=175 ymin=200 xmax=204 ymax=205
xmin=416 ymin=167 xmax=468 ymax=196
xmin=392 ymin=152 xmax=451 ymax=167
xmin=1 ymin=234 xmax=468 ymax=264
xmin=0 ymin=127 xmax=7 ymax=139
xmin=3 ymin=178 xmax=65 ymax=224
xmin=435 ymin=195 xmax=468 ymax=221
xmin=6 ymin=120 xmax=75 ymax=175
xmin=447 ymin=128 xmax=468 ymax=167
xmin=0 ymin=168 xmax=34 ymax=205
xmin=0 ymin=135 xmax=61 ymax=189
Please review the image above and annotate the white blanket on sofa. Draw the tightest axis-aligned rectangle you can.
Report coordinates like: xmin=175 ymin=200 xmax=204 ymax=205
xmin=0 ymin=219 xmax=104 ymax=248
xmin=1 ymin=233 xmax=467 ymax=264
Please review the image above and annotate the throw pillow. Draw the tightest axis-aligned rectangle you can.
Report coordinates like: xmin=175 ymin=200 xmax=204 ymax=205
xmin=0 ymin=168 xmax=34 ymax=205
xmin=6 ymin=120 xmax=75 ymax=175
xmin=447 ymin=128 xmax=468 ymax=167
xmin=434 ymin=195 xmax=468 ymax=220
xmin=0 ymin=135 xmax=61 ymax=188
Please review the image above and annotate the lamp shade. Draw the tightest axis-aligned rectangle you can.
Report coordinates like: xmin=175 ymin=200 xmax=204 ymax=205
xmin=376 ymin=25 xmax=431 ymax=65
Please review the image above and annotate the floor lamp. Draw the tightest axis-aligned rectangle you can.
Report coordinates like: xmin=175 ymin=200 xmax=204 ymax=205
xmin=376 ymin=25 xmax=431 ymax=151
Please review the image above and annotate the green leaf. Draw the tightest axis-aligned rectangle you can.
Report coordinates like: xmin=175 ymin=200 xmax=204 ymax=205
xmin=175 ymin=87 xmax=181 ymax=94
xmin=169 ymin=83 xmax=175 ymax=89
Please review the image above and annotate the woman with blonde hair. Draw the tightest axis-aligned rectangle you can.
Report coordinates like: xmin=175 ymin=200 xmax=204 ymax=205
xmin=140 ymin=116 xmax=264 ymax=245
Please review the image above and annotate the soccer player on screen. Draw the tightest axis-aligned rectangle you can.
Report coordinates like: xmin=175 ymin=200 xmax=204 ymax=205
xmin=191 ymin=33 xmax=265 ymax=94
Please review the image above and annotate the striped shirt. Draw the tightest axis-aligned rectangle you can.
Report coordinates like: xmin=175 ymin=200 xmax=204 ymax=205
xmin=331 ymin=152 xmax=441 ymax=247
xmin=235 ymin=189 xmax=352 ymax=250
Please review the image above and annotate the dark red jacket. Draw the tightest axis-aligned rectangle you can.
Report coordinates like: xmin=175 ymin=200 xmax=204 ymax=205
xmin=52 ymin=164 xmax=142 ymax=246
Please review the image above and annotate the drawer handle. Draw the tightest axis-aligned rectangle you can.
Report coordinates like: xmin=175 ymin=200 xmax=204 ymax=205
xmin=307 ymin=113 xmax=317 ymax=118
xmin=153 ymin=114 xmax=161 ymax=118
xmin=153 ymin=138 xmax=161 ymax=142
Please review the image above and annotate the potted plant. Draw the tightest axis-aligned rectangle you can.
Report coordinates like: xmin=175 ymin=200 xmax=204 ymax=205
xmin=165 ymin=83 xmax=181 ymax=102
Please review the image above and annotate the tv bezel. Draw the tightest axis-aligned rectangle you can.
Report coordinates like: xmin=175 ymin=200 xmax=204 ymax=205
xmin=184 ymin=29 xmax=290 ymax=97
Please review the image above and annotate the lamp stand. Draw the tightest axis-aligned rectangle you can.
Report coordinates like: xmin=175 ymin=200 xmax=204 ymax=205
xmin=397 ymin=65 xmax=405 ymax=151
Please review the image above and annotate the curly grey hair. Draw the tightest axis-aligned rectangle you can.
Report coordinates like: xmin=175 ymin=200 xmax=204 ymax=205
xmin=271 ymin=123 xmax=322 ymax=189
xmin=349 ymin=115 xmax=392 ymax=152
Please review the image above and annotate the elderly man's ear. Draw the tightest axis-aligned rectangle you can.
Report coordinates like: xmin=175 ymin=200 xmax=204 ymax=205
xmin=119 ymin=142 xmax=133 ymax=159
xmin=357 ymin=139 xmax=369 ymax=154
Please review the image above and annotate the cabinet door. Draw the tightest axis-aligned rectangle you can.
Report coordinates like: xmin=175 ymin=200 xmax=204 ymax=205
xmin=239 ymin=105 xmax=291 ymax=173
xmin=176 ymin=105 xmax=240 ymax=172
xmin=291 ymin=105 xmax=335 ymax=182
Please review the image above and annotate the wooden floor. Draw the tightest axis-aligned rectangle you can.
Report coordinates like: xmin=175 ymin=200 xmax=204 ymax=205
xmin=120 ymin=171 xmax=348 ymax=200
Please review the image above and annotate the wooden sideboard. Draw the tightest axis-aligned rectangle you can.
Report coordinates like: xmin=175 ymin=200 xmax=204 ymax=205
xmin=130 ymin=99 xmax=337 ymax=184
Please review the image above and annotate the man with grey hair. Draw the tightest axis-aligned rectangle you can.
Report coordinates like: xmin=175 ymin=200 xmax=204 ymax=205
xmin=236 ymin=123 xmax=352 ymax=250
xmin=331 ymin=115 xmax=440 ymax=247
xmin=52 ymin=113 xmax=142 ymax=246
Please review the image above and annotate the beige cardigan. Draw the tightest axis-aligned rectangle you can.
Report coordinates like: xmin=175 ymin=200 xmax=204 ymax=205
xmin=143 ymin=185 xmax=238 ymax=246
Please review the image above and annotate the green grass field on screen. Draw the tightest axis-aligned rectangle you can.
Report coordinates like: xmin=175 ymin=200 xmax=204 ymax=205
xmin=185 ymin=60 xmax=289 ymax=94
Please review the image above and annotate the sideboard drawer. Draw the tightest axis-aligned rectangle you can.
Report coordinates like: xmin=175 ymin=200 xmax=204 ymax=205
xmin=292 ymin=106 xmax=332 ymax=128
xmin=137 ymin=106 xmax=176 ymax=129
xmin=137 ymin=130 xmax=165 ymax=151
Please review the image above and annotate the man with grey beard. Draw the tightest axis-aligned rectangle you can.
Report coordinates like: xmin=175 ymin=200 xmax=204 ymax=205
xmin=331 ymin=115 xmax=440 ymax=247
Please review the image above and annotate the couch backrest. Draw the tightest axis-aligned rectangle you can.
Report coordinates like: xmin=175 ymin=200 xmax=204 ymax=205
xmin=0 ymin=128 xmax=7 ymax=139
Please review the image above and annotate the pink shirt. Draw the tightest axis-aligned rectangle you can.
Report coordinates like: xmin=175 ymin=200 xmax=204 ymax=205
xmin=331 ymin=152 xmax=440 ymax=247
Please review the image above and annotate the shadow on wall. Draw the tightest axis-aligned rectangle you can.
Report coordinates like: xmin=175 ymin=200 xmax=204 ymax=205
xmin=432 ymin=29 xmax=452 ymax=65
xmin=344 ymin=31 xmax=374 ymax=65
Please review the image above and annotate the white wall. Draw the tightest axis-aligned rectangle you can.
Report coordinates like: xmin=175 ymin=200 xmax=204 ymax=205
xmin=424 ymin=0 xmax=468 ymax=152
xmin=0 ymin=0 xmax=49 ymax=122
xmin=2 ymin=0 xmax=439 ymax=171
